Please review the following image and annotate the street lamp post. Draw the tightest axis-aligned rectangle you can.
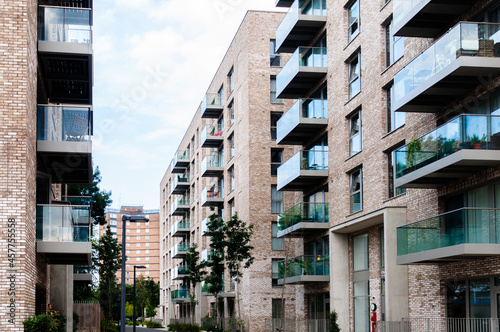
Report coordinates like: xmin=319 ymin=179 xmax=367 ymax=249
xmin=133 ymin=265 xmax=146 ymax=332
xmin=120 ymin=215 xmax=149 ymax=332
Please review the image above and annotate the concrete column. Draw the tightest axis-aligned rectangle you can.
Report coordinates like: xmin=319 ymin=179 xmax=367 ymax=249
xmin=330 ymin=232 xmax=350 ymax=332
xmin=50 ymin=265 xmax=73 ymax=332
xmin=384 ymin=208 xmax=409 ymax=321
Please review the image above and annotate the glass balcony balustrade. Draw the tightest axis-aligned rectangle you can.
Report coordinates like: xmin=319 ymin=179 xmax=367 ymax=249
xmin=172 ymin=265 xmax=190 ymax=279
xmin=171 ymin=218 xmax=190 ymax=236
xmin=201 ymin=93 xmax=224 ymax=118
xmin=36 ymin=204 xmax=91 ymax=242
xmin=278 ymin=255 xmax=329 ymax=279
xmin=201 ymin=186 xmax=224 ymax=207
xmin=277 ymin=99 xmax=328 ymax=144
xmin=276 ymin=0 xmax=326 ymax=52
xmin=276 ymin=47 xmax=327 ymax=98
xmin=201 ymin=124 xmax=224 ymax=148
xmin=172 ymin=174 xmax=189 ymax=187
xmin=172 ymin=242 xmax=189 ymax=258
xmin=65 ymin=196 xmax=92 ymax=206
xmin=73 ymin=265 xmax=92 ymax=274
xmin=201 ymin=153 xmax=224 ymax=177
xmin=171 ymin=289 xmax=190 ymax=300
xmin=37 ymin=106 xmax=91 ymax=143
xmin=171 ymin=150 xmax=190 ymax=173
xmin=277 ymin=149 xmax=328 ymax=190
xmin=171 ymin=196 xmax=190 ymax=212
xmin=394 ymin=114 xmax=500 ymax=182
xmin=278 ymin=203 xmax=329 ymax=231
xmin=171 ymin=174 xmax=190 ymax=194
xmin=394 ymin=22 xmax=500 ymax=111
xmin=38 ymin=6 xmax=92 ymax=44
xmin=397 ymin=208 xmax=500 ymax=258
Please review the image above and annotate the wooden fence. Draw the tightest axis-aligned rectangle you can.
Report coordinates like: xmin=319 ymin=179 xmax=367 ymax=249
xmin=74 ymin=302 xmax=101 ymax=332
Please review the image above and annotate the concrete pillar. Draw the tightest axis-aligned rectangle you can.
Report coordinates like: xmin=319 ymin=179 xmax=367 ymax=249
xmin=50 ymin=265 xmax=73 ymax=332
xmin=330 ymin=232 xmax=350 ymax=332
xmin=384 ymin=208 xmax=409 ymax=321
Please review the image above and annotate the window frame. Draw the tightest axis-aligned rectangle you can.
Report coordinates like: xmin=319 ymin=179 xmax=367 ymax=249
xmin=347 ymin=0 xmax=360 ymax=42
xmin=271 ymin=148 xmax=283 ymax=176
xmin=271 ymin=76 xmax=283 ymax=104
xmin=349 ymin=167 xmax=363 ymax=213
xmin=271 ymin=185 xmax=283 ymax=214
xmin=348 ymin=52 xmax=361 ymax=99
xmin=349 ymin=110 xmax=362 ymax=156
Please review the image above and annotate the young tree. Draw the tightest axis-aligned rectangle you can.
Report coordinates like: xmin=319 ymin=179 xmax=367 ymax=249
xmin=145 ymin=299 xmax=156 ymax=319
xmin=224 ymin=212 xmax=254 ymax=331
xmin=184 ymin=243 xmax=207 ymax=324
xmin=204 ymin=211 xmax=226 ymax=329
xmin=96 ymin=225 xmax=122 ymax=321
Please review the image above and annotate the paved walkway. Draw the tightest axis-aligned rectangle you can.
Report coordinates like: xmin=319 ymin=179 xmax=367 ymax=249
xmin=125 ymin=325 xmax=168 ymax=331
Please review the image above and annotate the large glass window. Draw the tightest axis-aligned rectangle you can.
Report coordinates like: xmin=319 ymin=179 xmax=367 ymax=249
xmin=272 ymin=259 xmax=282 ymax=286
xmin=272 ymin=222 xmax=284 ymax=251
xmin=271 ymin=149 xmax=283 ymax=176
xmin=385 ymin=20 xmax=404 ymax=67
xmin=349 ymin=111 xmax=362 ymax=156
xmin=350 ymin=168 xmax=362 ymax=213
xmin=347 ymin=0 xmax=360 ymax=42
xmin=271 ymin=112 xmax=282 ymax=140
xmin=270 ymin=40 xmax=281 ymax=67
xmin=387 ymin=83 xmax=405 ymax=132
xmin=354 ymin=280 xmax=370 ymax=332
xmin=348 ymin=53 xmax=361 ymax=99
xmin=229 ymin=100 xmax=234 ymax=126
xmin=271 ymin=76 xmax=283 ymax=104
xmin=353 ymin=233 xmax=368 ymax=271
xmin=387 ymin=145 xmax=406 ymax=198
xmin=271 ymin=185 xmax=283 ymax=214
xmin=228 ymin=67 xmax=234 ymax=93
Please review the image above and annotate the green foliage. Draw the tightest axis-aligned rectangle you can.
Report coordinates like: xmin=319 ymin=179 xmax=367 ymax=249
xmin=145 ymin=298 xmax=156 ymax=318
xmin=100 ymin=321 xmax=119 ymax=332
xmin=329 ymin=311 xmax=341 ymax=332
xmin=145 ymin=320 xmax=164 ymax=328
xmin=205 ymin=211 xmax=226 ymax=299
xmin=225 ymin=212 xmax=254 ymax=283
xmin=133 ymin=276 xmax=160 ymax=321
xmin=406 ymin=138 xmax=422 ymax=167
xmin=67 ymin=167 xmax=112 ymax=226
xmin=125 ymin=302 xmax=134 ymax=319
xmin=73 ymin=311 xmax=79 ymax=332
xmin=23 ymin=305 xmax=66 ymax=332
xmin=96 ymin=225 xmax=122 ymax=321
xmin=167 ymin=322 xmax=199 ymax=332
xmin=184 ymin=243 xmax=206 ymax=323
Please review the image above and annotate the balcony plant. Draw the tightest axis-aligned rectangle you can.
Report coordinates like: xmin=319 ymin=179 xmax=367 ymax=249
xmin=406 ymin=138 xmax=422 ymax=168
xmin=468 ymin=134 xmax=486 ymax=149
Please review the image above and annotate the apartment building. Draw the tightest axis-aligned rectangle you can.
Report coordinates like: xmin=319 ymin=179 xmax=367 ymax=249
xmin=274 ymin=0 xmax=500 ymax=331
xmin=0 ymin=0 xmax=94 ymax=331
xmin=103 ymin=206 xmax=160 ymax=284
xmin=159 ymin=10 xmax=310 ymax=330
xmin=161 ymin=0 xmax=500 ymax=331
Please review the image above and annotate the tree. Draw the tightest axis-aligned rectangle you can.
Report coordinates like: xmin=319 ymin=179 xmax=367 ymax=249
xmin=96 ymin=225 xmax=122 ymax=321
xmin=224 ymin=212 xmax=254 ymax=331
xmin=145 ymin=299 xmax=156 ymax=319
xmin=204 ymin=211 xmax=226 ymax=328
xmin=135 ymin=276 xmax=160 ymax=319
xmin=184 ymin=243 xmax=207 ymax=324
xmin=125 ymin=302 xmax=134 ymax=319
xmin=67 ymin=167 xmax=112 ymax=226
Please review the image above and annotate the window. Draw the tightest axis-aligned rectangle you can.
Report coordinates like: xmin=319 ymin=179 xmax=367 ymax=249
xmin=385 ymin=20 xmax=404 ymax=66
xmin=387 ymin=145 xmax=406 ymax=198
xmin=271 ymin=76 xmax=283 ymax=104
xmin=146 ymin=243 xmax=150 ymax=247
xmin=353 ymin=233 xmax=368 ymax=271
xmin=136 ymin=250 xmax=140 ymax=254
xmin=146 ymin=249 xmax=150 ymax=254
xmin=349 ymin=111 xmax=362 ymax=156
xmin=137 ymin=243 xmax=141 ymax=247
xmin=350 ymin=168 xmax=362 ymax=213
xmin=272 ymin=299 xmax=284 ymax=319
xmin=145 ymin=236 xmax=150 ymax=240
xmin=136 ymin=222 xmax=141 ymax=226
xmin=272 ymin=222 xmax=284 ymax=250
xmin=146 ymin=228 xmax=150 ymax=233
xmin=136 ymin=257 xmax=141 ymax=261
xmin=271 ymin=112 xmax=282 ymax=140
xmin=229 ymin=133 xmax=235 ymax=159
xmin=229 ymin=199 xmax=235 ymax=217
xmin=348 ymin=52 xmax=361 ymax=99
xmin=353 ymin=233 xmax=369 ymax=332
xmin=270 ymin=40 xmax=281 ymax=67
xmin=218 ymin=85 xmax=224 ymax=103
xmin=386 ymin=83 xmax=405 ymax=132
xmin=271 ymin=149 xmax=283 ymax=176
xmin=137 ymin=236 xmax=141 ymax=240
xmin=126 ymin=250 xmax=130 ymax=254
xmin=229 ymin=100 xmax=234 ymax=126
xmin=271 ymin=185 xmax=283 ymax=214
xmin=146 ymin=257 xmax=150 ymax=261
xmin=347 ymin=0 xmax=360 ymax=42
xmin=229 ymin=166 xmax=235 ymax=192
xmin=228 ymin=67 xmax=234 ymax=93
xmin=272 ymin=259 xmax=283 ymax=286
xmin=126 ymin=236 xmax=130 ymax=240
xmin=137 ymin=229 xmax=141 ymax=233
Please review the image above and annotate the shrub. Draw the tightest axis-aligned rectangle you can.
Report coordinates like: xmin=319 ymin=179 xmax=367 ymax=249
xmin=145 ymin=320 xmax=164 ymax=328
xmin=329 ymin=310 xmax=341 ymax=332
xmin=73 ymin=311 xmax=80 ymax=332
xmin=167 ymin=322 xmax=199 ymax=332
xmin=100 ymin=321 xmax=119 ymax=332
xmin=23 ymin=305 xmax=66 ymax=332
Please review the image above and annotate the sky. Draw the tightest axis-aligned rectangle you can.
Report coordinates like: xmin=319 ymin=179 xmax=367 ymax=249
xmin=93 ymin=0 xmax=285 ymax=210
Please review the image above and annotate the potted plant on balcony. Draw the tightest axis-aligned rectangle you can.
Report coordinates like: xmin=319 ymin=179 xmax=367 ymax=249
xmin=469 ymin=134 xmax=485 ymax=149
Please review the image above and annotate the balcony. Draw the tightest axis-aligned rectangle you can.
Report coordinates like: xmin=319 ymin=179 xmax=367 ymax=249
xmin=393 ymin=22 xmax=500 ymax=113
xmin=201 ymin=186 xmax=224 ymax=207
xmin=38 ymin=6 xmax=93 ymax=105
xmin=276 ymin=0 xmax=294 ymax=7
xmin=277 ymin=203 xmax=329 ymax=237
xmin=36 ymin=204 xmax=92 ymax=265
xmin=201 ymin=153 xmax=224 ymax=177
xmin=172 ymin=242 xmax=189 ymax=259
xmin=394 ymin=115 xmax=500 ymax=189
xmin=171 ymin=150 xmax=190 ymax=174
xmin=201 ymin=93 xmax=224 ymax=119
xmin=171 ymin=289 xmax=190 ymax=304
xmin=276 ymin=0 xmax=327 ymax=53
xmin=73 ymin=265 xmax=92 ymax=284
xmin=172 ymin=266 xmax=189 ymax=280
xmin=201 ymin=249 xmax=215 ymax=263
xmin=201 ymin=218 xmax=210 ymax=236
xmin=277 ymin=99 xmax=328 ymax=145
xmin=201 ymin=124 xmax=224 ymax=148
xmin=171 ymin=218 xmax=190 ymax=237
xmin=171 ymin=174 xmax=190 ymax=195
xmin=393 ymin=0 xmax=476 ymax=38
xmin=170 ymin=196 xmax=190 ymax=216
xmin=397 ymin=208 xmax=500 ymax=265
xmin=277 ymin=149 xmax=328 ymax=191
xmin=277 ymin=255 xmax=329 ymax=284
xmin=64 ymin=196 xmax=91 ymax=225
xmin=37 ymin=106 xmax=92 ymax=184
xmin=201 ymin=281 xmax=235 ymax=297
xmin=277 ymin=47 xmax=327 ymax=99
